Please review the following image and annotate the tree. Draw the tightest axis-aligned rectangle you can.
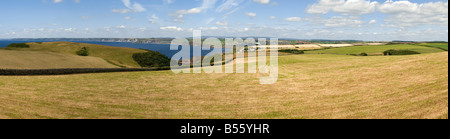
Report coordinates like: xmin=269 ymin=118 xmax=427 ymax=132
xmin=132 ymin=51 xmax=171 ymax=68
xmin=76 ymin=47 xmax=89 ymax=56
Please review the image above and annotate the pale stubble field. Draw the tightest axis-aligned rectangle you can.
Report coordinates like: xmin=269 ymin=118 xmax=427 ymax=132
xmin=0 ymin=51 xmax=447 ymax=119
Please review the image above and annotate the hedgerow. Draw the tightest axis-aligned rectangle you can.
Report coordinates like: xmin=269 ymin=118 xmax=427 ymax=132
xmin=0 ymin=68 xmax=170 ymax=76
xmin=6 ymin=43 xmax=30 ymax=48
xmin=279 ymin=49 xmax=305 ymax=54
xmin=383 ymin=49 xmax=420 ymax=56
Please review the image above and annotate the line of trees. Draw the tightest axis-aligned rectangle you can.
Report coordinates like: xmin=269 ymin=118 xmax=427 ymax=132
xmin=132 ymin=50 xmax=171 ymax=68
xmin=6 ymin=43 xmax=30 ymax=48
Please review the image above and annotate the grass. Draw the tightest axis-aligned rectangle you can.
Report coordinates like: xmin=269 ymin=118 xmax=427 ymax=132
xmin=11 ymin=42 xmax=148 ymax=68
xmin=0 ymin=50 xmax=118 ymax=69
xmin=305 ymin=44 xmax=445 ymax=55
xmin=416 ymin=43 xmax=448 ymax=51
xmin=0 ymin=51 xmax=447 ymax=119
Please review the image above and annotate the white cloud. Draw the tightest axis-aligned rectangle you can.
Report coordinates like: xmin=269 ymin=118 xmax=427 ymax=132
xmin=64 ymin=28 xmax=75 ymax=32
xmin=112 ymin=9 xmax=131 ymax=14
xmin=377 ymin=0 xmax=419 ymax=14
xmin=285 ymin=17 xmax=301 ymax=22
xmin=201 ymin=0 xmax=218 ymax=10
xmin=306 ymin=0 xmax=378 ymax=15
xmin=175 ymin=8 xmax=202 ymax=15
xmin=253 ymin=0 xmax=270 ymax=4
xmin=209 ymin=27 xmax=219 ymax=30
xmin=216 ymin=21 xmax=228 ymax=26
xmin=378 ymin=1 xmax=448 ymax=28
xmin=216 ymin=0 xmax=241 ymax=12
xmin=112 ymin=0 xmax=147 ymax=13
xmin=206 ymin=18 xmax=215 ymax=24
xmin=164 ymin=0 xmax=175 ymax=4
xmin=369 ymin=19 xmax=376 ymax=24
xmin=148 ymin=14 xmax=159 ymax=24
xmin=378 ymin=0 xmax=448 ymax=15
xmin=124 ymin=16 xmax=131 ymax=20
xmin=171 ymin=0 xmax=218 ymax=22
xmin=160 ymin=26 xmax=184 ymax=31
xmin=324 ymin=16 xmax=364 ymax=27
xmin=53 ymin=0 xmax=63 ymax=3
xmin=270 ymin=16 xmax=276 ymax=19
xmin=245 ymin=12 xmax=256 ymax=18
xmin=74 ymin=0 xmax=80 ymax=3
xmin=117 ymin=25 xmax=126 ymax=29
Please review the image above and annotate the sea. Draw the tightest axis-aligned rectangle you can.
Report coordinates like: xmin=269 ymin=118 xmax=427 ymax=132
xmin=0 ymin=40 xmax=229 ymax=58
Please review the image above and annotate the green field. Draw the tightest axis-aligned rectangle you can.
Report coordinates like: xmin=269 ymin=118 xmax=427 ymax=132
xmin=305 ymin=44 xmax=446 ymax=55
xmin=416 ymin=43 xmax=449 ymax=51
xmin=15 ymin=42 xmax=147 ymax=68
xmin=0 ymin=50 xmax=447 ymax=119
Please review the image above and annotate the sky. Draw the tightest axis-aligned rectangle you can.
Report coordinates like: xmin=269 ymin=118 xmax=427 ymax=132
xmin=0 ymin=0 xmax=448 ymax=41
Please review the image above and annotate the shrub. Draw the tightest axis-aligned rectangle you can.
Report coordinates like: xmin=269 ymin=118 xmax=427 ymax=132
xmin=383 ymin=49 xmax=420 ymax=56
xmin=6 ymin=43 xmax=30 ymax=48
xmin=360 ymin=52 xmax=368 ymax=56
xmin=35 ymin=42 xmax=42 ymax=44
xmin=279 ymin=49 xmax=305 ymax=54
xmin=133 ymin=51 xmax=171 ymax=68
xmin=76 ymin=47 xmax=89 ymax=56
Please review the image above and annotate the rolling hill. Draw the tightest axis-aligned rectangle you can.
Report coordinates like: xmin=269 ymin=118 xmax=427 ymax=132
xmin=0 ymin=42 xmax=149 ymax=69
xmin=0 ymin=50 xmax=118 ymax=69
xmin=22 ymin=42 xmax=147 ymax=68
xmin=0 ymin=51 xmax=447 ymax=119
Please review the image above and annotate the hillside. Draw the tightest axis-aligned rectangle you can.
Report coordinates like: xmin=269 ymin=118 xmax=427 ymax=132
xmin=19 ymin=42 xmax=148 ymax=68
xmin=0 ymin=51 xmax=447 ymax=119
xmin=0 ymin=50 xmax=118 ymax=69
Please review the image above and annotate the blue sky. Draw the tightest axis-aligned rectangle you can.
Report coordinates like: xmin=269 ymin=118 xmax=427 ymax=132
xmin=0 ymin=0 xmax=448 ymax=41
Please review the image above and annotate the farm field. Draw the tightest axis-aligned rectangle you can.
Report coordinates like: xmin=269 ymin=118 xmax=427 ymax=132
xmin=305 ymin=44 xmax=446 ymax=55
xmin=16 ymin=42 xmax=147 ymax=68
xmin=0 ymin=50 xmax=447 ymax=119
xmin=0 ymin=50 xmax=119 ymax=69
xmin=417 ymin=43 xmax=449 ymax=51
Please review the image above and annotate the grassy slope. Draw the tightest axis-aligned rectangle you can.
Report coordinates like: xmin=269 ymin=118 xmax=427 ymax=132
xmin=0 ymin=52 xmax=447 ymax=119
xmin=305 ymin=44 xmax=445 ymax=55
xmin=22 ymin=42 xmax=147 ymax=68
xmin=0 ymin=50 xmax=118 ymax=69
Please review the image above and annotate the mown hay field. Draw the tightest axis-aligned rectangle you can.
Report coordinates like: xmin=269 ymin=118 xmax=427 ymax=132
xmin=19 ymin=42 xmax=147 ymax=68
xmin=0 ymin=50 xmax=118 ymax=69
xmin=0 ymin=51 xmax=447 ymax=119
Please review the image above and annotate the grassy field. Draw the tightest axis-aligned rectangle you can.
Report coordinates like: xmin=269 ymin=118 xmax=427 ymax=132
xmin=416 ymin=43 xmax=449 ymax=51
xmin=0 ymin=50 xmax=118 ymax=69
xmin=12 ymin=42 xmax=147 ymax=68
xmin=305 ymin=44 xmax=446 ymax=55
xmin=0 ymin=51 xmax=447 ymax=119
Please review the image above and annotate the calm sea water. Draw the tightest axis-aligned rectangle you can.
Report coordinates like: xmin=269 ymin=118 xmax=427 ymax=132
xmin=0 ymin=40 xmax=229 ymax=58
